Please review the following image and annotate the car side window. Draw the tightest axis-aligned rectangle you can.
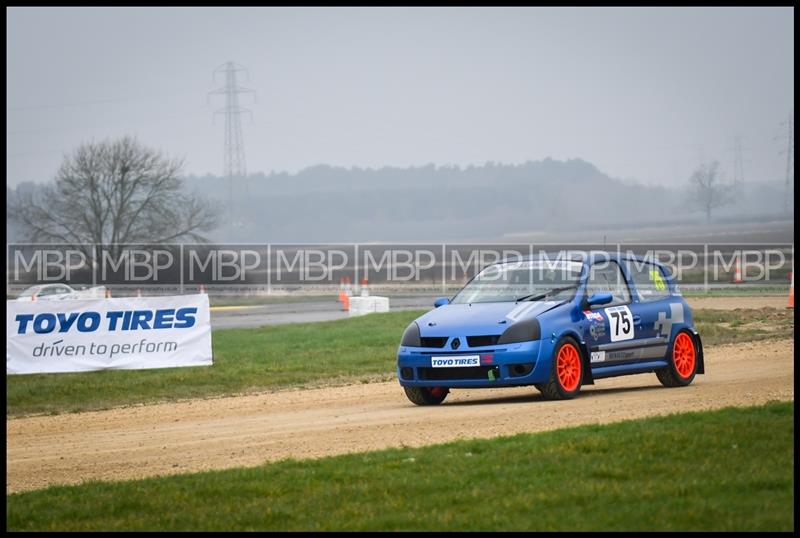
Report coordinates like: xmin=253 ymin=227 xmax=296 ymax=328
xmin=586 ymin=261 xmax=631 ymax=307
xmin=626 ymin=261 xmax=671 ymax=302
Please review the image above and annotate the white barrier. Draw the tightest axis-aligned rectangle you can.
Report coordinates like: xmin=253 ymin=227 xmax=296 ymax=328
xmin=348 ymin=296 xmax=390 ymax=317
xmin=7 ymin=294 xmax=212 ymax=375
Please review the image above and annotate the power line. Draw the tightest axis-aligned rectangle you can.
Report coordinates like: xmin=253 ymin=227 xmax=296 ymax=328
xmin=726 ymin=135 xmax=747 ymax=185
xmin=7 ymin=89 xmax=200 ymax=112
xmin=6 ymin=110 xmax=199 ymax=136
xmin=208 ymin=61 xmax=255 ymax=219
xmin=7 ymin=97 xmax=140 ymax=112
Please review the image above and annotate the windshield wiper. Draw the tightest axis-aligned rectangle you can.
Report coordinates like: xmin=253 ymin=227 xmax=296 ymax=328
xmin=514 ymin=284 xmax=578 ymax=303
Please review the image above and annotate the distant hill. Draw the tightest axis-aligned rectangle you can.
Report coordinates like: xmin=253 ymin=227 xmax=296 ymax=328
xmin=7 ymin=158 xmax=789 ymax=244
xmin=186 ymin=158 xmax=687 ymax=242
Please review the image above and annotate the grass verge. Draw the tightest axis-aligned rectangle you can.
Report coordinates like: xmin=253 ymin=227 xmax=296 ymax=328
xmin=6 ymin=402 xmax=794 ymax=531
xmin=7 ymin=307 xmax=794 ymax=417
xmin=694 ymin=307 xmax=795 ymax=347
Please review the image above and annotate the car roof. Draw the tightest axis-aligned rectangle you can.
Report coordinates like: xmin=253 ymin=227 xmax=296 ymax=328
xmin=22 ymin=283 xmax=71 ymax=292
xmin=499 ymin=251 xmax=665 ymax=266
xmin=22 ymin=284 xmax=47 ymax=292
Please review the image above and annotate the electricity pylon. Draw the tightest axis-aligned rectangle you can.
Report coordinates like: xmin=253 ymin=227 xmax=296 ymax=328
xmin=208 ymin=61 xmax=255 ymax=220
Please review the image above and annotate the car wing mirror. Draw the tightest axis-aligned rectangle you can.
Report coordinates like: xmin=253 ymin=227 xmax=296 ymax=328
xmin=587 ymin=292 xmax=613 ymax=307
xmin=434 ymin=297 xmax=450 ymax=308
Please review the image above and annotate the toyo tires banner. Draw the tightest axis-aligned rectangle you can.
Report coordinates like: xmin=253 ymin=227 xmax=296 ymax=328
xmin=7 ymin=294 xmax=212 ymax=375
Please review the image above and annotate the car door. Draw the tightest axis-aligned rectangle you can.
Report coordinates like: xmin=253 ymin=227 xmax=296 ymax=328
xmin=624 ymin=259 xmax=675 ymax=361
xmin=583 ymin=259 xmax=642 ymax=366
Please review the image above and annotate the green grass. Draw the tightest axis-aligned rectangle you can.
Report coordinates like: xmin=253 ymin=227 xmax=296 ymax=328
xmin=6 ymin=310 xmax=425 ymax=417
xmin=7 ymin=306 xmax=794 ymax=418
xmin=694 ymin=308 xmax=795 ymax=347
xmin=6 ymin=402 xmax=794 ymax=531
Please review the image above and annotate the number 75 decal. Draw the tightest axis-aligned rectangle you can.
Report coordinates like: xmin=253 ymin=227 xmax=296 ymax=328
xmin=604 ymin=305 xmax=634 ymax=342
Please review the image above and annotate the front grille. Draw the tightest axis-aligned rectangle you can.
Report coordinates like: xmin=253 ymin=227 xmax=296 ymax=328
xmin=420 ymin=337 xmax=448 ymax=348
xmin=418 ymin=365 xmax=499 ymax=381
xmin=467 ymin=335 xmax=501 ymax=347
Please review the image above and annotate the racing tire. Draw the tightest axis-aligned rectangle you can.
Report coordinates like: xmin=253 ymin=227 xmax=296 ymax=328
xmin=404 ymin=386 xmax=449 ymax=406
xmin=656 ymin=330 xmax=698 ymax=387
xmin=540 ymin=337 xmax=583 ymax=400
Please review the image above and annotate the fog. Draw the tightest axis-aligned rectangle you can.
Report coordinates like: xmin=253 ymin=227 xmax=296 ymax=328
xmin=7 ymin=158 xmax=791 ymax=243
xmin=6 ymin=7 xmax=794 ymax=242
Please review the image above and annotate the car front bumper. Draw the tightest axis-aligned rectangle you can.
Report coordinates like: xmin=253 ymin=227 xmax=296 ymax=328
xmin=396 ymin=339 xmax=551 ymax=388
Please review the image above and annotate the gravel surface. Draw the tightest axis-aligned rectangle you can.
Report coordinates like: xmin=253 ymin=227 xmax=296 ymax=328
xmin=7 ymin=338 xmax=793 ymax=494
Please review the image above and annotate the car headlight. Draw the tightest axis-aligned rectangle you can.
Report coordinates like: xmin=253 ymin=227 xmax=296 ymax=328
xmin=497 ymin=318 xmax=541 ymax=344
xmin=400 ymin=322 xmax=421 ymax=346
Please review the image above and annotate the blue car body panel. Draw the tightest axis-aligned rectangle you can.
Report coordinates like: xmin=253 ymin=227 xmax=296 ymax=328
xmin=397 ymin=252 xmax=704 ymax=390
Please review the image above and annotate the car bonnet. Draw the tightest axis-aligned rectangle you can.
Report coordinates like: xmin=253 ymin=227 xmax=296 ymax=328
xmin=415 ymin=300 xmax=563 ymax=337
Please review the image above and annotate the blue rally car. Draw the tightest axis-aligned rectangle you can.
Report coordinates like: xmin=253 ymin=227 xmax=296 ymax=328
xmin=397 ymin=252 xmax=704 ymax=405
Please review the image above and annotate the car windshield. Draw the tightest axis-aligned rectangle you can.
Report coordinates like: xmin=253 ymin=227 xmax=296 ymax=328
xmin=451 ymin=260 xmax=584 ymax=304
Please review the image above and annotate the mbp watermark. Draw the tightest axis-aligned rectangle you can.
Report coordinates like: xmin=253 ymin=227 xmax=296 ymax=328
xmin=7 ymin=242 xmax=793 ymax=296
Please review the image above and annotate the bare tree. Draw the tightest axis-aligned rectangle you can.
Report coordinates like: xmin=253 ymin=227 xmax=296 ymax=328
xmin=687 ymin=161 xmax=735 ymax=222
xmin=9 ymin=136 xmax=219 ymax=261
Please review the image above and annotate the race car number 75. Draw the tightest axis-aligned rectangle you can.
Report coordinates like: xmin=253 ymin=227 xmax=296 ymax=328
xmin=605 ymin=305 xmax=634 ymax=342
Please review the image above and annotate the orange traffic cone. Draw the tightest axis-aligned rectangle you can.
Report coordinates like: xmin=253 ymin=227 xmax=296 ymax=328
xmin=340 ymin=277 xmax=352 ymax=311
xmin=338 ymin=277 xmax=346 ymax=307
xmin=360 ymin=278 xmax=369 ymax=297
xmin=733 ymin=254 xmax=743 ymax=283
xmin=788 ymin=269 xmax=794 ymax=309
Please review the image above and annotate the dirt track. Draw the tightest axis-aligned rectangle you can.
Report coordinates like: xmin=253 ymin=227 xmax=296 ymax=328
xmin=7 ymin=338 xmax=794 ymax=494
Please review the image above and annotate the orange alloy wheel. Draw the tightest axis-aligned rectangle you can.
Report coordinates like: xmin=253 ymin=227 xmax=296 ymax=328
xmin=556 ymin=343 xmax=581 ymax=392
xmin=673 ymin=332 xmax=696 ymax=378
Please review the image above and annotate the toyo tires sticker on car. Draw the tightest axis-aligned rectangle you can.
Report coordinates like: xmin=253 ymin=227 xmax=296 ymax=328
xmin=431 ymin=355 xmax=480 ymax=368
xmin=604 ymin=305 xmax=634 ymax=342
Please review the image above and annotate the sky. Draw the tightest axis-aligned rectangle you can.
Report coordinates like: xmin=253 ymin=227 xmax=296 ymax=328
xmin=6 ymin=7 xmax=794 ymax=188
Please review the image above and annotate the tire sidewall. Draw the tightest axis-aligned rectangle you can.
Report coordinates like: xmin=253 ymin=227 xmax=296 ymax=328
xmin=405 ymin=385 xmax=449 ymax=405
